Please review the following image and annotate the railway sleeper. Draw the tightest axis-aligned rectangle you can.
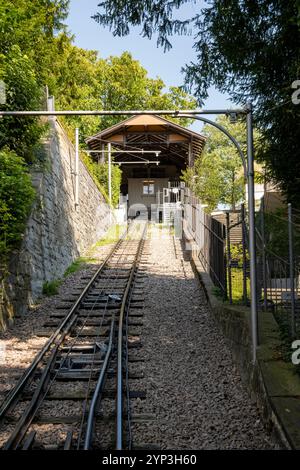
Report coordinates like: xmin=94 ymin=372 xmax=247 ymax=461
xmin=7 ymin=412 xmax=157 ymax=426
xmin=44 ymin=318 xmax=143 ymax=327
xmin=20 ymin=389 xmax=146 ymax=401
xmin=48 ymin=369 xmax=144 ymax=381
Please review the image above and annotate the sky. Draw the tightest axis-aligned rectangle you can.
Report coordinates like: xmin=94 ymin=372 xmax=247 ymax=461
xmin=66 ymin=0 xmax=234 ymax=130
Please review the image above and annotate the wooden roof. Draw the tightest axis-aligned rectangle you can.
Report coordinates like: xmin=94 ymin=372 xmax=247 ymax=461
xmin=86 ymin=114 xmax=206 ymax=167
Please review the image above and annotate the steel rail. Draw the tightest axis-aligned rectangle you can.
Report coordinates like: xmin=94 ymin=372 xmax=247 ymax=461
xmin=78 ymin=230 xmax=138 ymax=448
xmin=83 ymin=317 xmax=115 ymax=450
xmin=0 ymin=226 xmax=128 ymax=420
xmin=116 ymin=223 xmax=147 ymax=450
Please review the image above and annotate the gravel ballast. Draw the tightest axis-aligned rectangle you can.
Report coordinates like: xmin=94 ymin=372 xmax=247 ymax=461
xmin=132 ymin=225 xmax=278 ymax=449
xmin=0 ymin=225 xmax=279 ymax=449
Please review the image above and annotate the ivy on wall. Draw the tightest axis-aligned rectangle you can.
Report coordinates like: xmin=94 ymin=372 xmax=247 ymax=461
xmin=0 ymin=150 xmax=35 ymax=264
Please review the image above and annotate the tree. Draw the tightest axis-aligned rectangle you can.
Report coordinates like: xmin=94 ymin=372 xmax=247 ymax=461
xmin=0 ymin=1 xmax=70 ymax=162
xmin=95 ymin=52 xmax=197 ymax=129
xmin=182 ymin=116 xmax=258 ymax=212
xmin=93 ymin=1 xmax=300 ymax=205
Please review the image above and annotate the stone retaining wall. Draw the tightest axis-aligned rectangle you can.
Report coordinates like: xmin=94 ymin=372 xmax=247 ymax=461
xmin=0 ymin=119 xmax=112 ymax=328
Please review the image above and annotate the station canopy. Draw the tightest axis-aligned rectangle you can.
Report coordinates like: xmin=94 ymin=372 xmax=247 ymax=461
xmin=86 ymin=114 xmax=206 ymax=169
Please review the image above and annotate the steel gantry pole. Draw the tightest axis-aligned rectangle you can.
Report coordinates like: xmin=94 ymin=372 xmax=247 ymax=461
xmin=176 ymin=110 xmax=258 ymax=363
xmin=1 ymin=106 xmax=258 ymax=363
xmin=246 ymin=102 xmax=258 ymax=362
xmin=108 ymin=142 xmax=112 ymax=207
xmin=75 ymin=127 xmax=79 ymax=208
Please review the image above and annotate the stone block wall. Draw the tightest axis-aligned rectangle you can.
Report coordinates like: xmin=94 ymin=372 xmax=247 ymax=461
xmin=1 ymin=119 xmax=112 ymax=328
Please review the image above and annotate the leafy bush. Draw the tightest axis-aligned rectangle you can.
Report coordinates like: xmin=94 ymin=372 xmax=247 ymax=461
xmin=256 ymin=208 xmax=300 ymax=259
xmin=0 ymin=150 xmax=35 ymax=262
xmin=81 ymin=152 xmax=122 ymax=207
xmin=0 ymin=46 xmax=45 ymax=163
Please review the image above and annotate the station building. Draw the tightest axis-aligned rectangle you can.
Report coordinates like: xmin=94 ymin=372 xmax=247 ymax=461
xmin=86 ymin=114 xmax=206 ymax=222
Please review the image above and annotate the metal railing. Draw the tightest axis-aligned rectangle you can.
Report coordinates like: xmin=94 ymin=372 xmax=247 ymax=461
xmin=184 ymin=189 xmax=227 ymax=298
xmin=256 ymin=201 xmax=300 ymax=338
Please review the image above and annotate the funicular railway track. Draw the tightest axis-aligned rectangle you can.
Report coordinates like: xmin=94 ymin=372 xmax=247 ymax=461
xmin=0 ymin=220 xmax=147 ymax=450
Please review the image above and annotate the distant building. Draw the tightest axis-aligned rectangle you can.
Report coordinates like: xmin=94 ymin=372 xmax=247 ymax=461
xmin=86 ymin=114 xmax=206 ymax=222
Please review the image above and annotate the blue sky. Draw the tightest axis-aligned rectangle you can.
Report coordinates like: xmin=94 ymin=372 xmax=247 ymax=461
xmin=66 ymin=1 xmax=233 ymax=129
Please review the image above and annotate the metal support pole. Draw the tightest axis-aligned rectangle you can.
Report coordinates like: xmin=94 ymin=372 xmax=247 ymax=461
xmin=288 ymin=203 xmax=296 ymax=337
xmin=107 ymin=142 xmax=113 ymax=224
xmin=261 ymin=199 xmax=268 ymax=312
xmin=246 ymin=102 xmax=258 ymax=363
xmin=0 ymin=108 xmax=246 ymax=117
xmin=241 ymin=204 xmax=248 ymax=305
xmin=108 ymin=142 xmax=112 ymax=207
xmin=226 ymin=212 xmax=232 ymax=304
xmin=75 ymin=128 xmax=79 ymax=208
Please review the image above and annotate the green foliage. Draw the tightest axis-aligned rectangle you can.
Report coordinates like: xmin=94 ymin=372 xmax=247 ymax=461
xmin=230 ymin=244 xmax=249 ymax=264
xmin=94 ymin=1 xmax=300 ymax=206
xmin=229 ymin=268 xmax=250 ymax=304
xmin=0 ymin=1 xmax=69 ymax=162
xmin=93 ymin=52 xmax=197 ymax=130
xmin=42 ymin=279 xmax=61 ymax=296
xmin=211 ymin=286 xmax=223 ymax=299
xmin=0 ymin=0 xmax=197 ymax=263
xmin=273 ymin=310 xmax=300 ymax=377
xmin=43 ymin=255 xmax=97 ymax=295
xmin=89 ymin=160 xmax=122 ymax=208
xmin=63 ymin=256 xmax=96 ymax=277
xmin=80 ymin=152 xmax=122 ymax=207
xmin=0 ymin=46 xmax=45 ymax=163
xmin=256 ymin=208 xmax=300 ymax=259
xmin=93 ymin=224 xmax=124 ymax=246
xmin=0 ymin=150 xmax=35 ymax=261
xmin=182 ymin=116 xmax=249 ymax=211
xmin=58 ymin=51 xmax=197 ymax=138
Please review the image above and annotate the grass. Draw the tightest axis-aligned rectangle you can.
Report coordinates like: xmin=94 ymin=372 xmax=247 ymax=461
xmin=63 ymin=257 xmax=96 ymax=277
xmin=93 ymin=224 xmax=124 ymax=247
xmin=228 ymin=268 xmax=250 ymax=304
xmin=42 ymin=279 xmax=62 ymax=296
xmin=211 ymin=286 xmax=224 ymax=299
xmin=42 ymin=256 xmax=96 ymax=297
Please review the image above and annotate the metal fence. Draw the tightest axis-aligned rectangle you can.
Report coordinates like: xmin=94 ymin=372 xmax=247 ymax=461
xmin=184 ymin=189 xmax=227 ymax=298
xmin=256 ymin=202 xmax=300 ymax=338
xmin=184 ymin=190 xmax=300 ymax=339
xmin=224 ymin=206 xmax=250 ymax=305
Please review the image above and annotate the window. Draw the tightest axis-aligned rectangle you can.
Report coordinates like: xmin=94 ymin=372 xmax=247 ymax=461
xmin=143 ymin=181 xmax=155 ymax=195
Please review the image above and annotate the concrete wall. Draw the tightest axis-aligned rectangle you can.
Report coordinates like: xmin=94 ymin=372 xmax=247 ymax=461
xmin=128 ymin=177 xmax=169 ymax=212
xmin=0 ymin=119 xmax=112 ymax=328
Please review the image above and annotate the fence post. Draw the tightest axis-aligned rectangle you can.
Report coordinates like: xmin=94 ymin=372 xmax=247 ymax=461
xmin=226 ymin=212 xmax=232 ymax=304
xmin=261 ymin=199 xmax=267 ymax=311
xmin=288 ymin=203 xmax=296 ymax=337
xmin=223 ymin=223 xmax=228 ymax=300
xmin=241 ymin=204 xmax=248 ymax=305
xmin=246 ymin=101 xmax=258 ymax=362
xmin=75 ymin=128 xmax=79 ymax=209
